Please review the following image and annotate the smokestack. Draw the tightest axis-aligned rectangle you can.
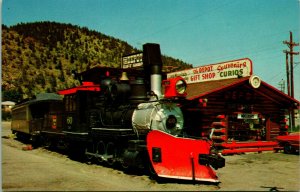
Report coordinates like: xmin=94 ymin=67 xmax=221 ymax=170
xmin=143 ymin=43 xmax=163 ymax=99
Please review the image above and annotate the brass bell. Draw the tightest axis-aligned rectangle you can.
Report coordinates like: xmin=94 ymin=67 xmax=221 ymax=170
xmin=120 ymin=71 xmax=129 ymax=81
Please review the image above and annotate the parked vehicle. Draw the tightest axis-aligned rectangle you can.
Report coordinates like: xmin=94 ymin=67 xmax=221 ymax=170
xmin=276 ymin=133 xmax=300 ymax=154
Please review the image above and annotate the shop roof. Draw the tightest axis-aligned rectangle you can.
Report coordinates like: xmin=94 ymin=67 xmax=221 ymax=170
xmin=186 ymin=77 xmax=300 ymax=108
xmin=187 ymin=77 xmax=249 ymax=100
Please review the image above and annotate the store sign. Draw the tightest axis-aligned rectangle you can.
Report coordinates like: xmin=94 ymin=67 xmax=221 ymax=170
xmin=237 ymin=113 xmax=258 ymax=119
xmin=122 ymin=53 xmax=143 ymax=69
xmin=167 ymin=58 xmax=252 ymax=84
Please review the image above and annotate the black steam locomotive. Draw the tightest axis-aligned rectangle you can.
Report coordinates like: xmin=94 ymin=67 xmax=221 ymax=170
xmin=11 ymin=43 xmax=225 ymax=182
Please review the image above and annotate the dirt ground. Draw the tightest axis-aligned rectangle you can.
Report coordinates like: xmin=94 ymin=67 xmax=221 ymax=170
xmin=1 ymin=121 xmax=300 ymax=191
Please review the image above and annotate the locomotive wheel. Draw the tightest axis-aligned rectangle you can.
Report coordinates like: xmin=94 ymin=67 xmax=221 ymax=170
xmin=96 ymin=141 xmax=105 ymax=163
xmin=106 ymin=142 xmax=116 ymax=166
xmin=42 ymin=136 xmax=57 ymax=150
xmin=121 ymin=160 xmax=129 ymax=170
xmin=42 ymin=136 xmax=52 ymax=148
xmin=85 ymin=143 xmax=95 ymax=160
xmin=135 ymin=153 xmax=145 ymax=170
xmin=107 ymin=158 xmax=115 ymax=166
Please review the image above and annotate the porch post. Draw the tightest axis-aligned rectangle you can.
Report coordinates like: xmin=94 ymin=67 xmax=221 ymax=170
xmin=266 ymin=118 xmax=271 ymax=141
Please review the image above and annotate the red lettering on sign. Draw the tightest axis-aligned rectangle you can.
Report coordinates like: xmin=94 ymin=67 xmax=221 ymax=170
xmin=202 ymin=72 xmax=216 ymax=80
xmin=198 ymin=65 xmax=213 ymax=73
xmin=190 ymin=74 xmax=201 ymax=81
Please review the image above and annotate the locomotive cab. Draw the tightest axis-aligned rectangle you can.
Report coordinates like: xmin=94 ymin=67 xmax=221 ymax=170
xmin=58 ymin=82 xmax=101 ymax=137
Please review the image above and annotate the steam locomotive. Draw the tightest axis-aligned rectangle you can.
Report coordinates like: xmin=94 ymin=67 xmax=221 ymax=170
xmin=11 ymin=43 xmax=225 ymax=183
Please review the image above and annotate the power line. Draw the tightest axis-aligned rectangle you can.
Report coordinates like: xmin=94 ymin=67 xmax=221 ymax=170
xmin=196 ymin=46 xmax=282 ymax=66
xmin=133 ymin=1 xmax=238 ymax=43
xmin=193 ymin=28 xmax=299 ymax=65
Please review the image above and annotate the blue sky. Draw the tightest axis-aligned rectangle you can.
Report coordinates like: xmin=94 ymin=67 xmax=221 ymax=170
xmin=2 ymin=0 xmax=300 ymax=100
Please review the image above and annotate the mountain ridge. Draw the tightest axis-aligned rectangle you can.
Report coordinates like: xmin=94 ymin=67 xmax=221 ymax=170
xmin=2 ymin=21 xmax=193 ymax=102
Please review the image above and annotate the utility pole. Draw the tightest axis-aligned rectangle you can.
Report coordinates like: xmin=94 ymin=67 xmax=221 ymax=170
xmin=285 ymin=52 xmax=290 ymax=96
xmin=283 ymin=31 xmax=299 ymax=131
xmin=283 ymin=31 xmax=299 ymax=98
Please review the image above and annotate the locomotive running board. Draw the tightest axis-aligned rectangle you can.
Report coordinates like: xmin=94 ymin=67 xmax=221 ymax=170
xmin=41 ymin=131 xmax=65 ymax=135
xmin=62 ymin=131 xmax=88 ymax=135
xmin=146 ymin=130 xmax=220 ymax=183
xmin=91 ymin=128 xmax=135 ymax=136
xmin=92 ymin=128 xmax=133 ymax=132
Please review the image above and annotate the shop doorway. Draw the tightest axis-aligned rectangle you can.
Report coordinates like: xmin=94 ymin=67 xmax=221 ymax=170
xmin=227 ymin=112 xmax=266 ymax=142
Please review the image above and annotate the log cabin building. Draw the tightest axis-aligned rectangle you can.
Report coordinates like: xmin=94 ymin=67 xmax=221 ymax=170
xmin=169 ymin=58 xmax=300 ymax=154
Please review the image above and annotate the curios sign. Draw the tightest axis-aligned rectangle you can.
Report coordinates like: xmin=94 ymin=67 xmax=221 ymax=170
xmin=167 ymin=58 xmax=253 ymax=84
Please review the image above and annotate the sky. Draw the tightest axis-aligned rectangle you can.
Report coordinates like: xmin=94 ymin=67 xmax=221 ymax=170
xmin=1 ymin=0 xmax=300 ymax=101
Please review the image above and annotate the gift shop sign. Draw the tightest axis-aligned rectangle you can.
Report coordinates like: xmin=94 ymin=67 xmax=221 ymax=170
xmin=122 ymin=52 xmax=143 ymax=69
xmin=167 ymin=58 xmax=253 ymax=84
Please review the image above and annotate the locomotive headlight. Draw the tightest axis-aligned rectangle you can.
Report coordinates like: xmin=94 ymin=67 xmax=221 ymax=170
xmin=163 ymin=77 xmax=187 ymax=98
xmin=175 ymin=79 xmax=187 ymax=94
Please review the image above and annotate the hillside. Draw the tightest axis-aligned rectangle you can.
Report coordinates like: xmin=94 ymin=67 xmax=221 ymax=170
xmin=2 ymin=22 xmax=192 ymax=102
